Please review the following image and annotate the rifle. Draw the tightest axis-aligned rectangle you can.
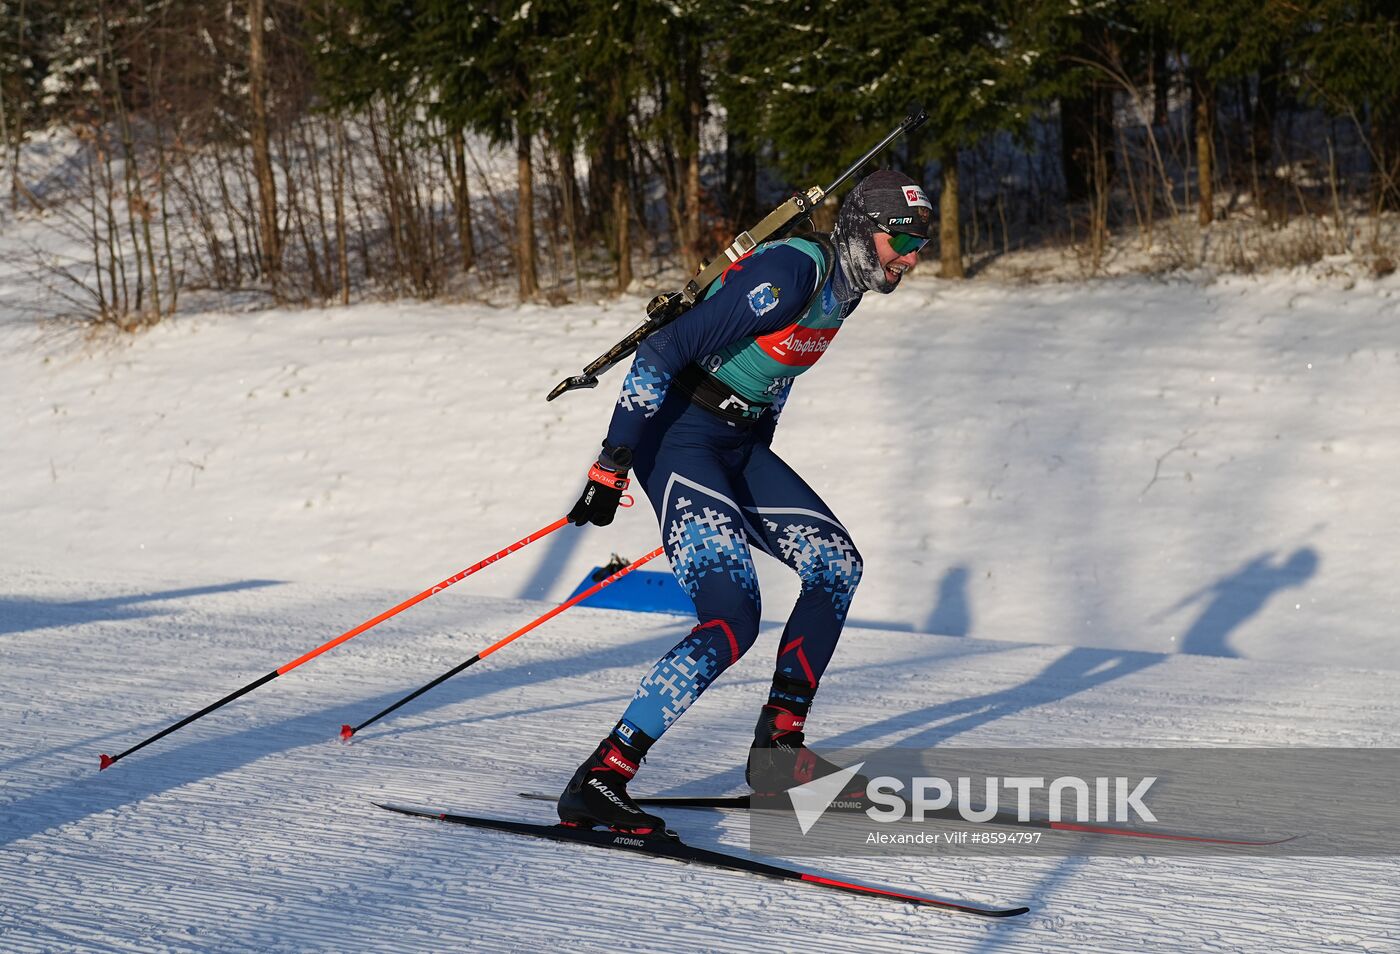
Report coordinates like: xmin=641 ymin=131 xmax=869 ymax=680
xmin=545 ymin=105 xmax=927 ymax=402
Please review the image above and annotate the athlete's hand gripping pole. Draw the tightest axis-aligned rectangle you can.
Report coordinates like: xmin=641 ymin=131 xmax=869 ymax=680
xmin=568 ymin=445 xmax=633 ymax=527
xmin=98 ymin=517 xmax=571 ymax=771
xmin=339 ymin=546 xmax=666 ymax=739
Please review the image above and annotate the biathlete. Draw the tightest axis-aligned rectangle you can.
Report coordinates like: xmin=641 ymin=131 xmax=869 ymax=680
xmin=559 ymin=169 xmax=933 ymax=833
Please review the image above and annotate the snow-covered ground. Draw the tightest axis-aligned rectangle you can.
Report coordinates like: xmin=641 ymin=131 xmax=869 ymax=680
xmin=4 ymin=216 xmax=1400 ymax=950
xmin=4 ymin=261 xmax=1399 ymax=668
xmin=3 ymin=575 xmax=1397 ymax=951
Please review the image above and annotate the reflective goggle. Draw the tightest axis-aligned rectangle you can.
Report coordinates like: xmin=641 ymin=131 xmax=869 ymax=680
xmin=877 ymin=225 xmax=930 ymax=256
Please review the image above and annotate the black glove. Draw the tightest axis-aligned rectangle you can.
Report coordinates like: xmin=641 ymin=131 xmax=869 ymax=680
xmin=568 ymin=448 xmax=632 ymax=527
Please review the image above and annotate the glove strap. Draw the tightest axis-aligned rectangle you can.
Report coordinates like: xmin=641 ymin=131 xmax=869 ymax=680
xmin=588 ymin=462 xmax=630 ymax=491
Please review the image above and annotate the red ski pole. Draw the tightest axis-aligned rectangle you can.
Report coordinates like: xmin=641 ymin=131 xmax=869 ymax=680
xmin=340 ymin=545 xmax=666 ymax=739
xmin=99 ymin=517 xmax=570 ymax=771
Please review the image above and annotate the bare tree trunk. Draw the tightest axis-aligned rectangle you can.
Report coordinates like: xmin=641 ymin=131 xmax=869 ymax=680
xmin=331 ymin=118 xmax=350 ymax=304
xmin=248 ymin=0 xmax=281 ymax=283
xmin=6 ymin=0 xmax=25 ymax=210
xmin=1061 ymin=93 xmax=1093 ymax=204
xmin=683 ymin=111 xmax=702 ymax=265
xmin=149 ymin=7 xmax=178 ymax=315
xmin=153 ymin=121 xmax=178 ymax=315
xmin=349 ymin=130 xmax=374 ymax=283
xmin=1252 ymin=48 xmax=1283 ymax=223
xmin=516 ymin=122 xmax=539 ymax=300
xmin=84 ymin=140 xmax=108 ymax=316
xmin=554 ymin=136 xmax=582 ymax=295
xmin=367 ymin=108 xmax=404 ymax=292
xmin=939 ymin=151 xmax=964 ymax=279
xmin=286 ymin=127 xmax=324 ymax=301
xmin=681 ymin=39 xmax=703 ymax=265
xmin=98 ymin=4 xmax=155 ymax=320
xmin=1062 ymin=83 xmax=1117 ymax=206
xmin=541 ymin=144 xmax=565 ymax=290
xmin=1194 ymin=72 xmax=1215 ymax=226
xmin=585 ymin=142 xmax=610 ymax=243
xmin=613 ymin=129 xmax=631 ymax=292
xmin=724 ymin=127 xmax=758 ymax=235
xmin=213 ymin=148 xmax=246 ymax=284
xmin=1376 ymin=109 xmax=1400 ymax=214
xmin=99 ymin=135 xmax=128 ymax=313
xmin=451 ymin=127 xmax=475 ymax=273
xmin=302 ymin=120 xmax=335 ymax=298
xmin=1151 ymin=38 xmax=1169 ymax=128
xmin=0 ymin=87 xmax=9 ymax=211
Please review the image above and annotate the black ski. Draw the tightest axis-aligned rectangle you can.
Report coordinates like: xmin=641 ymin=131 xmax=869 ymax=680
xmin=518 ymin=792 xmax=1296 ymax=847
xmin=376 ymin=803 xmax=1029 ymax=918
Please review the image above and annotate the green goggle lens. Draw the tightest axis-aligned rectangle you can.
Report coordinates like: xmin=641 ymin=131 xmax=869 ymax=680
xmin=885 ymin=230 xmax=930 ymax=256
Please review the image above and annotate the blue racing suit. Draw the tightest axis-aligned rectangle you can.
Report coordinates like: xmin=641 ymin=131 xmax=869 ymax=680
xmin=603 ymin=236 xmax=867 ymax=746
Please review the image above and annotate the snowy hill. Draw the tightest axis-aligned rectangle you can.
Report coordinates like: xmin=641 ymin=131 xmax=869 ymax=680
xmin=4 ymin=261 xmax=1400 ymax=950
xmin=2 ymin=572 xmax=1397 ymax=952
xmin=4 ymin=268 xmax=1400 ymax=669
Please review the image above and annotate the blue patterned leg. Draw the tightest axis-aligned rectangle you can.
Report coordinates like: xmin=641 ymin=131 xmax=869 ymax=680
xmin=736 ymin=445 xmax=864 ymax=684
xmin=616 ymin=470 xmax=763 ymax=741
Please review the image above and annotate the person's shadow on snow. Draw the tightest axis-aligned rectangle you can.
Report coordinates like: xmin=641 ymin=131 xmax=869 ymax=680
xmin=1157 ymin=547 xmax=1319 ymax=658
xmin=923 ymin=565 xmax=972 ymax=637
xmin=658 ymin=644 xmax=1162 ymax=796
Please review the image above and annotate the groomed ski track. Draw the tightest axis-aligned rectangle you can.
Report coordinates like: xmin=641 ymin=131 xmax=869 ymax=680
xmin=2 ymin=571 xmax=1396 ymax=953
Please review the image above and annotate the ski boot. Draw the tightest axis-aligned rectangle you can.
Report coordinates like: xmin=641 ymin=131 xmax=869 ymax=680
xmin=746 ymin=675 xmax=870 ymax=801
xmin=558 ymin=733 xmax=668 ymax=835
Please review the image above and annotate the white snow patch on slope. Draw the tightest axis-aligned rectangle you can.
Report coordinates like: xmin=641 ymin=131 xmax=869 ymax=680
xmin=4 ymin=272 xmax=1399 ymax=668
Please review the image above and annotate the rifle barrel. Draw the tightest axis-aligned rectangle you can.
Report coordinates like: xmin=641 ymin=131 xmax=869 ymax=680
xmin=820 ymin=105 xmax=928 ymax=198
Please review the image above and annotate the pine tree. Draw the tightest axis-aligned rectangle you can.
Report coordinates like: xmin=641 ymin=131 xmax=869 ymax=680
xmin=1142 ymin=0 xmax=1303 ymax=225
xmin=1298 ymin=0 xmax=1400 ymax=213
xmin=882 ymin=0 xmax=1048 ymax=278
xmin=715 ymin=0 xmax=1045 ymax=279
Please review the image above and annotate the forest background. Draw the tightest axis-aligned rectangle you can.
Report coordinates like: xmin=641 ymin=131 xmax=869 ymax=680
xmin=1 ymin=0 xmax=1397 ymax=327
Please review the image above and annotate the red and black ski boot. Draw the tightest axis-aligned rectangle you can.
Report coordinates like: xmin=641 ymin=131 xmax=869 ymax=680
xmin=557 ymin=732 xmax=668 ymax=834
xmin=746 ymin=675 xmax=869 ymax=798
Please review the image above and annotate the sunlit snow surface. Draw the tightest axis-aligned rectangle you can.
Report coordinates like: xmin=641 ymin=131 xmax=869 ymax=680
xmin=4 ymin=268 xmax=1398 ymax=667
xmin=3 ymin=228 xmax=1399 ymax=949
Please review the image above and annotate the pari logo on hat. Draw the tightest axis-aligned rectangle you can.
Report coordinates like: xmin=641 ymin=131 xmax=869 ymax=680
xmin=903 ymin=185 xmax=932 ymax=210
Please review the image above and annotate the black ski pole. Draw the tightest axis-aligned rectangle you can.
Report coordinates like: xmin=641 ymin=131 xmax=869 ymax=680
xmin=99 ymin=517 xmax=570 ymax=770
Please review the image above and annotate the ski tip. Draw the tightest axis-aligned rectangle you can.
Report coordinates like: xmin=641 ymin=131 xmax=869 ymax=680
xmin=340 ymin=724 xmax=354 ymax=741
xmin=375 ymin=802 xmax=450 ymax=823
xmin=99 ymin=754 xmax=113 ymax=771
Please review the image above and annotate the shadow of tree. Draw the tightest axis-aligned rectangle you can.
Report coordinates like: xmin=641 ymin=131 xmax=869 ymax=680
xmin=0 ymin=580 xmax=284 ymax=637
xmin=0 ymin=624 xmax=684 ymax=849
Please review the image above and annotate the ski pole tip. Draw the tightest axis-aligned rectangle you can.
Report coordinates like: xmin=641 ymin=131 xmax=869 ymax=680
xmin=340 ymin=724 xmax=354 ymax=741
xmin=99 ymin=754 xmax=114 ymax=771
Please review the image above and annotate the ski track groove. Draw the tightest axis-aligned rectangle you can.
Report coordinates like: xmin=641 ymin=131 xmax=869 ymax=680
xmin=1 ymin=574 xmax=1397 ymax=951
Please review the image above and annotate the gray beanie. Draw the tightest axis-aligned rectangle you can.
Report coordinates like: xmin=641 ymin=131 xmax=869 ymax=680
xmin=831 ymin=169 xmax=932 ymax=297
